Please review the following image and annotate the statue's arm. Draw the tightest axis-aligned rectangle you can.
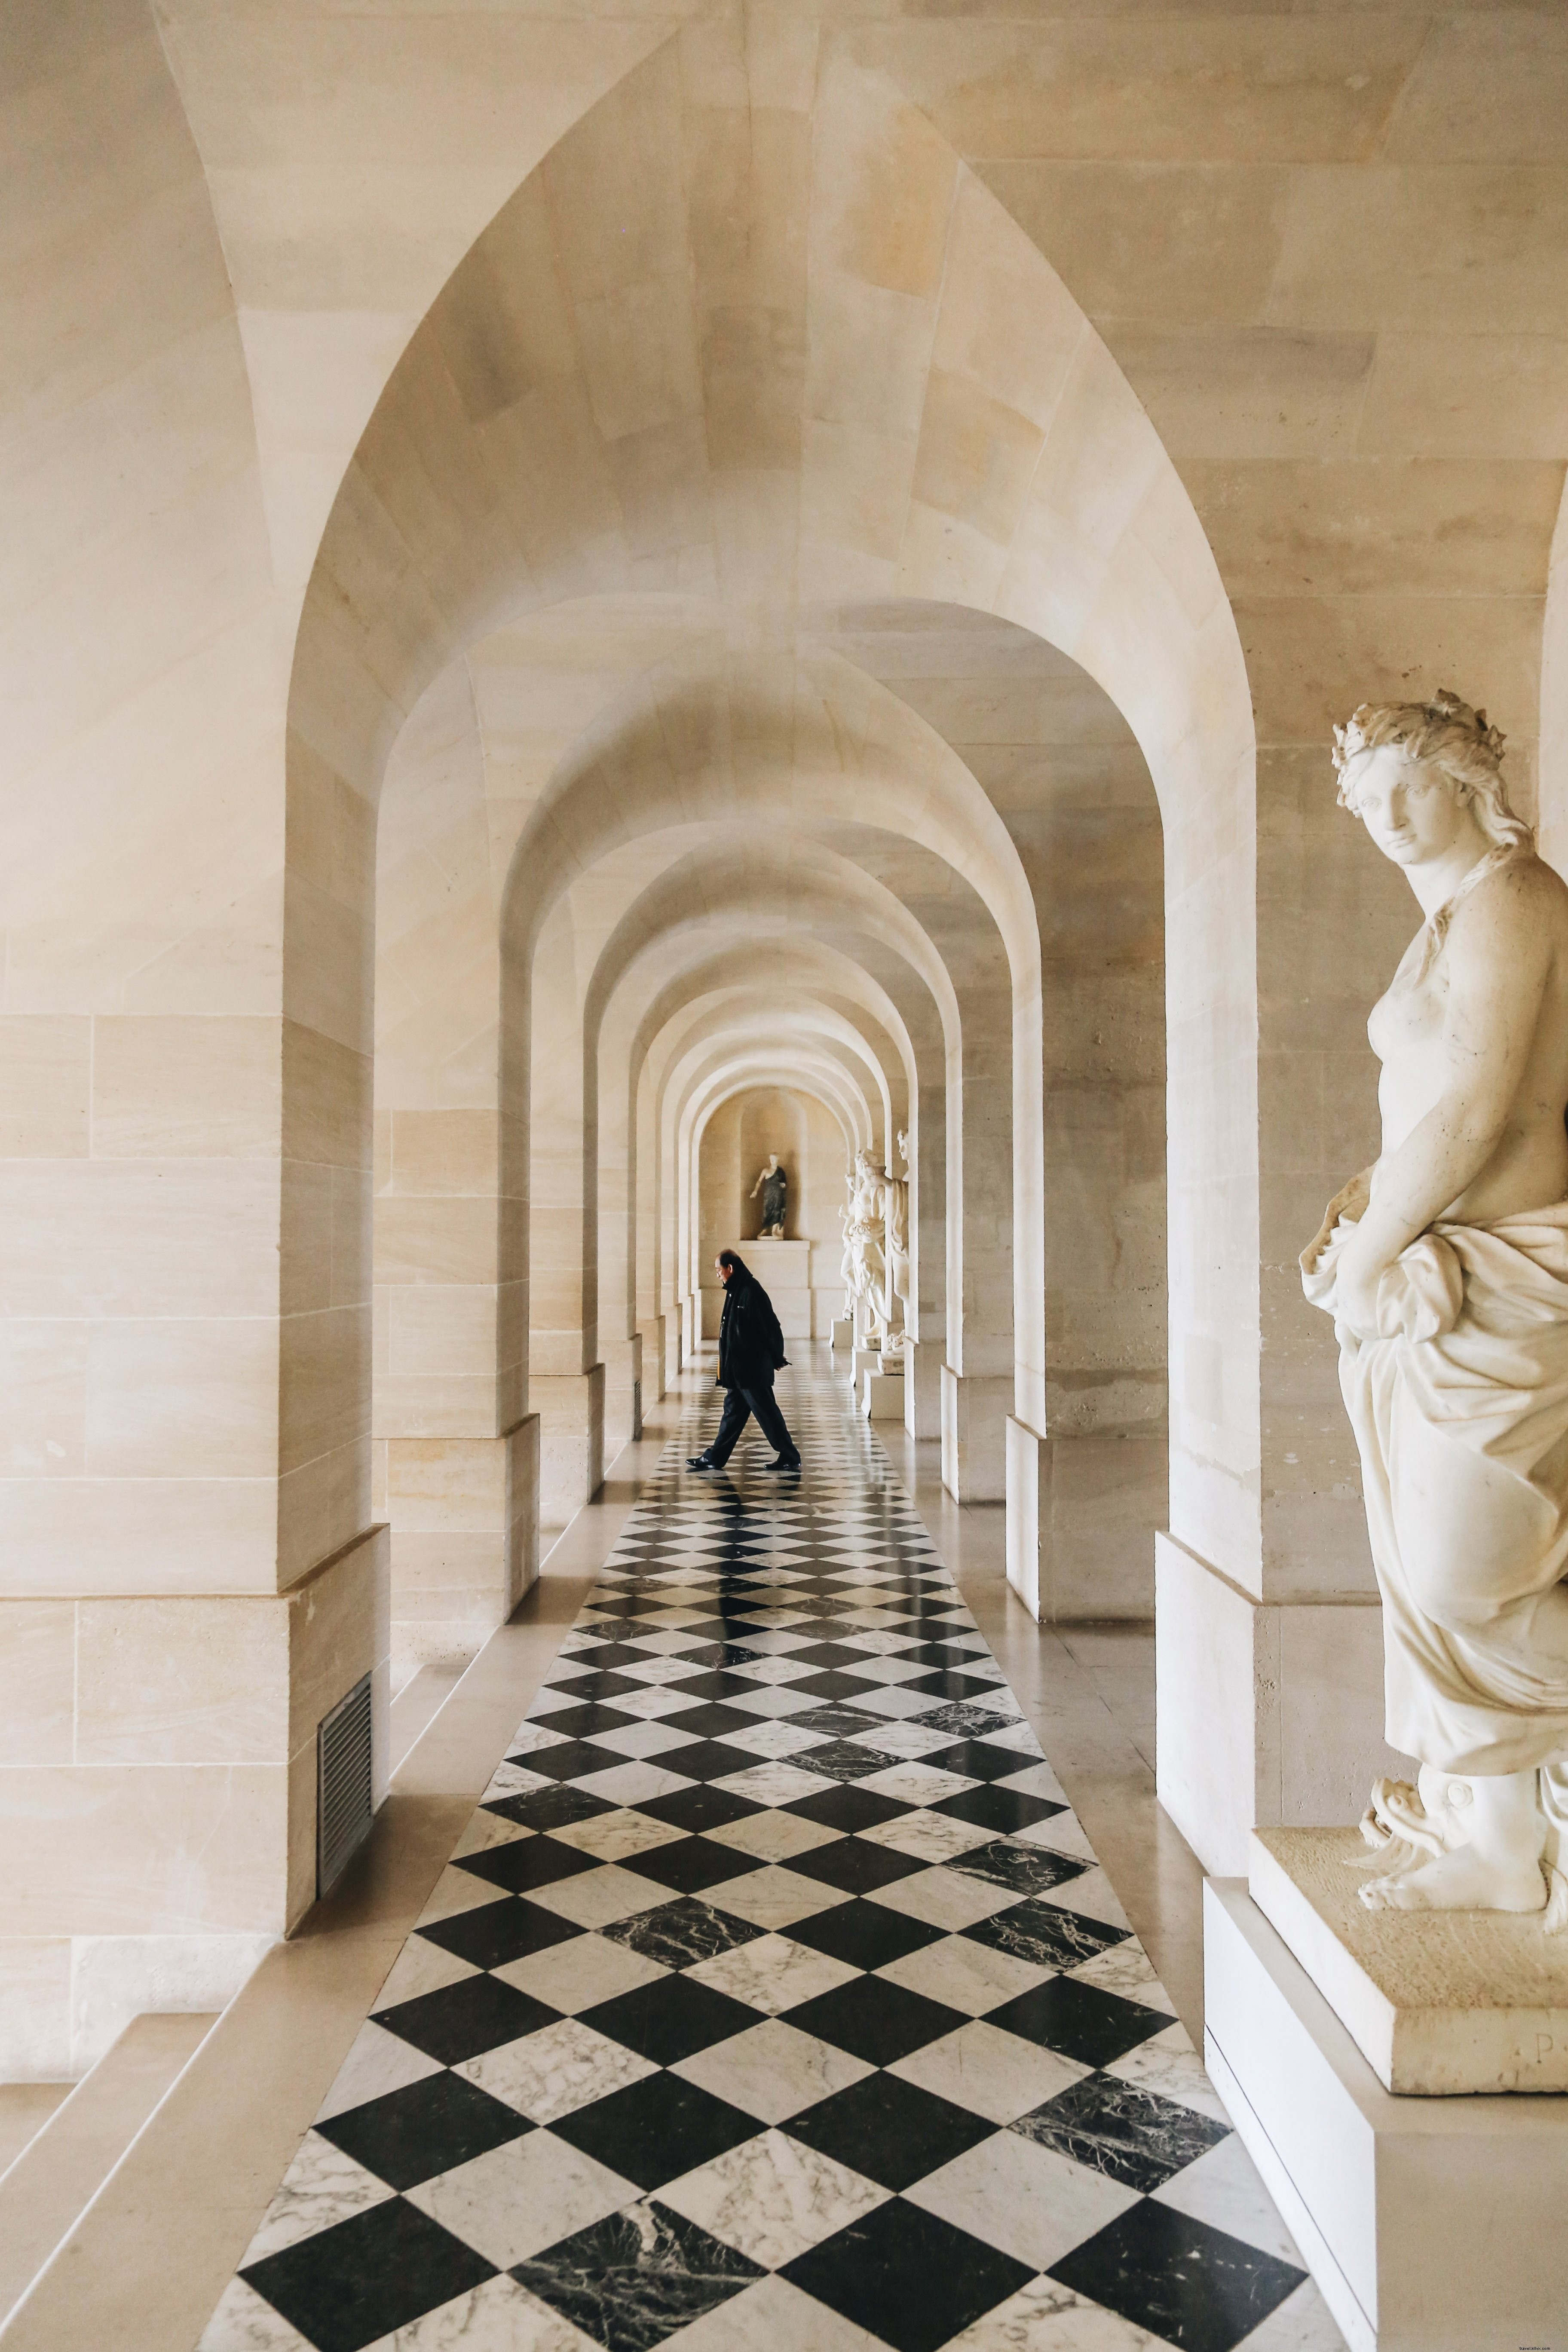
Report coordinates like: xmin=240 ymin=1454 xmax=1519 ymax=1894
xmin=748 ymin=1170 xmax=763 ymax=1197
xmin=1334 ymin=868 xmax=1554 ymax=1326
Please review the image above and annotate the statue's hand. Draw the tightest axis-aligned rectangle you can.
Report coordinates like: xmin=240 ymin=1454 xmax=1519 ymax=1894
xmin=1333 ymin=1231 xmax=1385 ymax=1340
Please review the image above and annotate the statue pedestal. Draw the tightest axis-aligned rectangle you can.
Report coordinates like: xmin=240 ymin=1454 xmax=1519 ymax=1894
xmin=829 ymin=1319 xmax=853 ymax=1351
xmin=1204 ymin=1878 xmax=1568 ymax=2352
xmin=1249 ymin=1826 xmax=1568 ymax=2095
xmin=861 ymin=1363 xmax=904 ymax=1421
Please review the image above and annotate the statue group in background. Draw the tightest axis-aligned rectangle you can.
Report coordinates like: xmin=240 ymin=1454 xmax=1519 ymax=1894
xmin=749 ymin=1152 xmax=787 ymax=1238
xmin=839 ymin=1139 xmax=910 ymax=1356
xmin=1302 ymin=688 xmax=1568 ymax=1927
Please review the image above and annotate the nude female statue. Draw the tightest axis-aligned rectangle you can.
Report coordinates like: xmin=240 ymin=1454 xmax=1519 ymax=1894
xmin=1302 ymin=690 xmax=1568 ymax=1923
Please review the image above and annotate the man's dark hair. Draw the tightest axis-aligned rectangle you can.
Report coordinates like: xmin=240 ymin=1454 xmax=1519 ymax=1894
xmin=717 ymin=1249 xmax=751 ymax=1280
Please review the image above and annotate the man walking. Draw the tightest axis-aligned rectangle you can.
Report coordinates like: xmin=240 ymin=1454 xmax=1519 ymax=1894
xmin=688 ymin=1250 xmax=802 ymax=1473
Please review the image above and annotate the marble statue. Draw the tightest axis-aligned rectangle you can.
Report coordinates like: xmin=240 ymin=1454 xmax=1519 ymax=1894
xmin=749 ymin=1152 xmax=787 ymax=1238
xmin=880 ymin=1135 xmax=911 ymax=1354
xmin=842 ymin=1150 xmax=886 ymax=1339
xmin=1301 ymin=689 xmax=1568 ymax=1926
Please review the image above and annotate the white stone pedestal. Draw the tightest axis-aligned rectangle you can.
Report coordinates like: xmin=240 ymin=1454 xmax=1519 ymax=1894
xmin=851 ymin=1345 xmax=882 ymax=1384
xmin=1204 ymin=1879 xmax=1568 ymax=2352
xmin=830 ymin=1318 xmax=853 ymax=1351
xmin=861 ymin=1367 xmax=905 ymax=1421
xmin=1250 ymin=1826 xmax=1568 ymax=2094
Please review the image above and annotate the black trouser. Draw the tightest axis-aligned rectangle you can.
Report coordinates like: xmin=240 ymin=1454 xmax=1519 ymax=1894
xmin=705 ymin=1381 xmax=798 ymax=1467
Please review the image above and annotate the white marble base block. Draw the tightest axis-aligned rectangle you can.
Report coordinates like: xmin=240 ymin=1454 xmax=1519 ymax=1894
xmin=939 ymin=1366 xmax=1009 ymax=1502
xmin=830 ymin=1318 xmax=853 ymax=1351
xmin=861 ymin=1366 xmax=904 ymax=1420
xmin=1250 ymin=1826 xmax=1568 ymax=2095
xmin=1204 ymin=1879 xmax=1568 ymax=2352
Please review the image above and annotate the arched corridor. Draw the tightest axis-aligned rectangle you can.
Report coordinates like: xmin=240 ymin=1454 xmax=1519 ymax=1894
xmin=5 ymin=3 xmax=1568 ymax=2343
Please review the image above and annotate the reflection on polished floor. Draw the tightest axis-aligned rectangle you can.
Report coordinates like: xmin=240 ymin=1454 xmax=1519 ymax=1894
xmin=200 ymin=1365 xmax=1331 ymax=2352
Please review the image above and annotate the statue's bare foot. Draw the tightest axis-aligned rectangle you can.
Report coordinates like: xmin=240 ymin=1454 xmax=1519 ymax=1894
xmin=1360 ymin=1845 xmax=1547 ymax=1914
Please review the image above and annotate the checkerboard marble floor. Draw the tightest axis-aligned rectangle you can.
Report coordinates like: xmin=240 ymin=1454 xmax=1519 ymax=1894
xmin=200 ymin=1367 xmax=1337 ymax=2352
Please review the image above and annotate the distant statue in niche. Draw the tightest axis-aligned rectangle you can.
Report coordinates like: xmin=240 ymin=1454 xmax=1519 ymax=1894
xmin=1301 ymin=689 xmax=1568 ymax=1925
xmin=749 ymin=1153 xmax=787 ymax=1238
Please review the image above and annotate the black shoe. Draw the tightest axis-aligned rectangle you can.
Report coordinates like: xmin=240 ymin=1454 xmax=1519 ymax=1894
xmin=686 ymin=1455 xmax=715 ymax=1471
xmin=764 ymin=1456 xmax=801 ymax=1472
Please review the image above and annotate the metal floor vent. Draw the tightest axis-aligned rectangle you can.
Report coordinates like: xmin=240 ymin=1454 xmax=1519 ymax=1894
xmin=318 ymin=1672 xmax=375 ymax=1896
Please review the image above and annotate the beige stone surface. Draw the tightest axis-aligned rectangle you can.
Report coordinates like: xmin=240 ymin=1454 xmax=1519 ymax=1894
xmin=1252 ymin=1827 xmax=1568 ymax=2095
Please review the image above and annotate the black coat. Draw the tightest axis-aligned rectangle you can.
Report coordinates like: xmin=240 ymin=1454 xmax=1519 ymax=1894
xmin=717 ymin=1276 xmax=787 ymax=1390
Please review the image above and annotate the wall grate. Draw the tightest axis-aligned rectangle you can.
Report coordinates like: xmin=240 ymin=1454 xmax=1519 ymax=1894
xmin=318 ymin=1672 xmax=375 ymax=1897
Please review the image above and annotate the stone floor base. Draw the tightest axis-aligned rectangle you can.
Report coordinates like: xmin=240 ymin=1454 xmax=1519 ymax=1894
xmin=1204 ymin=1877 xmax=1568 ymax=2351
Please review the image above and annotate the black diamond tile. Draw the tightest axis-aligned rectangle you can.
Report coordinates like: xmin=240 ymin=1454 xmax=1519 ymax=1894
xmin=658 ymin=1701 xmax=760 ymax=1740
xmin=558 ymin=1642 xmax=650 ymax=1670
xmin=933 ymin=1785 xmax=1066 ymax=1835
xmin=580 ymin=1973 xmax=761 ymax=2065
xmin=521 ymin=1740 xmax=633 ymax=1784
xmin=784 ymin=1782 xmax=910 ymax=1833
xmin=785 ymin=2070 xmax=994 ymax=2192
xmin=949 ymin=1840 xmax=1090 ymax=1899
xmin=455 ymin=1834 xmax=602 ymax=1897
xmin=482 ymin=1784 xmax=616 ymax=1833
xmin=1013 ymin=2070 xmax=1230 ymax=2193
xmin=781 ymin=2198 xmax=1031 ymax=2352
xmin=920 ymin=1740 xmax=1032 ymax=1784
xmin=543 ymin=1669 xmax=646 ymax=1703
xmin=634 ymin=1784 xmax=763 ymax=1834
xmin=549 ymin=2070 xmax=761 ymax=2193
xmin=652 ymin=1740 xmax=758 ymax=1783
xmin=783 ymin=1837 xmax=926 ymax=1895
xmin=784 ymin=1975 xmax=965 ymax=2066
xmin=1048 ymin=2200 xmax=1307 ymax=2352
xmin=789 ymin=1703 xmax=888 ymax=1736
xmin=787 ymin=1670 xmax=882 ymax=1702
xmin=530 ymin=1702 xmax=643 ymax=1740
xmin=603 ymin=1896 xmax=763 ymax=1971
xmin=911 ymin=1703 xmax=1017 ymax=1739
xmin=417 ymin=1896 xmax=582 ymax=1971
xmin=372 ymin=1973 xmax=559 ymax=2064
xmin=780 ymin=1738 xmax=891 ymax=1783
xmin=985 ymin=1976 xmax=1170 ymax=2068
xmin=963 ymin=1896 xmax=1130 ymax=1974
xmin=622 ymin=1835 xmax=758 ymax=1897
xmin=241 ymin=2199 xmax=495 ymax=2352
xmin=784 ymin=1642 xmax=875 ymax=1669
xmin=511 ymin=2202 xmax=762 ymax=2352
xmin=317 ymin=2071 xmax=531 ymax=2190
xmin=788 ymin=1896 xmax=947 ymax=1970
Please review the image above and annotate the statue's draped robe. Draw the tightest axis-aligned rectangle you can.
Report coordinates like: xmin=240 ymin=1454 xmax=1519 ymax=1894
xmin=760 ymin=1168 xmax=786 ymax=1231
xmin=1304 ymin=1206 xmax=1568 ymax=1778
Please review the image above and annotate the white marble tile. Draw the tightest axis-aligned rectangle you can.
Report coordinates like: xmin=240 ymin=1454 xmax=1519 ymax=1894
xmin=704 ymin=1811 xmax=842 ymax=1863
xmin=908 ymin=2128 xmax=1139 ymax=2271
xmin=724 ymin=1657 xmax=820 ymax=1687
xmin=313 ymin=2020 xmax=442 ymax=2123
xmin=686 ymin=1930 xmax=861 ymax=2016
xmin=603 ymin=1685 xmax=700 ymax=1721
xmin=720 ymin=1719 xmax=828 ymax=1760
xmin=996 ymin=1761 xmax=1070 ymax=1805
xmin=707 ymin=1864 xmax=851 ymax=1930
xmin=946 ymin=2275 xmax=1161 ymax=2349
xmin=851 ymin=1721 xmax=956 ymax=1760
xmin=661 ymin=2125 xmax=887 ymax=2268
xmin=369 ymin=2273 xmax=601 ymax=2350
xmin=1151 ymin=2128 xmax=1302 ymax=2264
xmin=528 ymin=1863 xmax=673 ymax=1929
xmin=498 ymin=1726 xmax=570 ymax=1759
xmin=672 ymin=2016 xmax=873 ymax=2123
xmin=1067 ymin=1940 xmax=1178 ymax=2017
xmin=450 ymin=1811 xmax=532 ymax=1860
xmin=373 ymin=1935 xmax=479 ymax=2010
xmin=1233 ymin=2278 xmax=1349 ymax=2350
xmin=982 ymin=1721 xmax=1046 ymax=1758
xmin=860 ymin=1809 xmax=995 ymax=1865
xmin=851 ymin=1684 xmax=953 ymax=1720
xmin=889 ymin=2021 xmax=1088 ymax=2125
xmin=869 ymin=1866 xmax=1018 ymax=1932
xmin=713 ymin=1760 xmax=833 ymax=1806
xmin=856 ymin=1764 xmax=979 ymax=1807
xmin=457 ymin=2018 xmax=657 ymax=2123
xmin=720 ymin=1684 xmax=820 ymax=1718
xmin=876 ymin=1934 xmax=1048 ymax=2018
xmin=1103 ymin=2022 xmax=1229 ymax=2122
xmin=416 ymin=1869 xmax=518 ymax=1929
xmin=585 ymin=1719 xmax=697 ymax=1759
xmin=243 ymin=2132 xmax=394 ymax=2263
xmin=547 ymin=1809 xmax=688 ymax=1864
xmin=572 ymin=1760 xmax=696 ymax=1805
xmin=197 ymin=2276 xmax=313 ymax=2350
xmin=493 ymin=1931 xmax=669 ymax=2014
xmin=1015 ymin=1811 xmax=1099 ymax=1863
xmin=407 ymin=2127 xmax=635 ymax=2267
xmin=1048 ymin=1867 xmax=1132 ymax=1931
xmin=616 ymin=1657 xmax=713 ymax=1687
